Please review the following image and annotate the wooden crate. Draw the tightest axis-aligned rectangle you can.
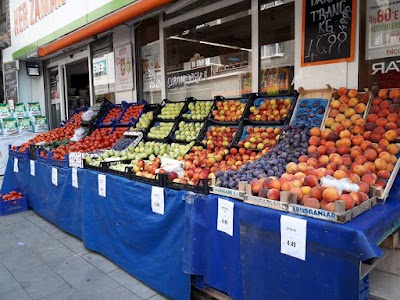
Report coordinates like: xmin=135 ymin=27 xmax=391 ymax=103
xmin=287 ymin=187 xmax=378 ymax=224
xmin=243 ymin=184 xmax=292 ymax=212
xmin=376 ymin=156 xmax=400 ymax=202
xmin=209 ymin=177 xmax=246 ymax=200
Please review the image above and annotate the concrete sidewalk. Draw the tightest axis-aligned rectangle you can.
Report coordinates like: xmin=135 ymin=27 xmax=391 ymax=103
xmin=0 ymin=210 xmax=168 ymax=300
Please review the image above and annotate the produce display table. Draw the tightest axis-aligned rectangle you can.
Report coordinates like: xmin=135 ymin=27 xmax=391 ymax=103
xmin=184 ymin=183 xmax=400 ymax=300
xmin=1 ymin=158 xmax=190 ymax=300
xmin=0 ymin=132 xmax=40 ymax=175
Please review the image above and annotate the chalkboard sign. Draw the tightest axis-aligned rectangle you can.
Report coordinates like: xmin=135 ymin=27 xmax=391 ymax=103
xmin=4 ymin=62 xmax=18 ymax=102
xmin=301 ymin=0 xmax=356 ymax=67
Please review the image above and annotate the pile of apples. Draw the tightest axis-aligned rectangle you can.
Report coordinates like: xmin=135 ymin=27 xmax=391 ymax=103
xmin=103 ymin=107 xmax=123 ymax=124
xmin=119 ymin=104 xmax=144 ymax=123
xmin=237 ymin=126 xmax=281 ymax=152
xmin=248 ymin=98 xmax=291 ymax=122
xmin=212 ymin=100 xmax=247 ymax=122
xmin=16 ymin=112 xmax=84 ymax=153
xmin=1 ymin=191 xmax=24 ymax=201
xmin=203 ymin=125 xmax=237 ymax=149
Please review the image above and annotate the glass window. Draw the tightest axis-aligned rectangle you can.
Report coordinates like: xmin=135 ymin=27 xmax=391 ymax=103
xmin=165 ymin=1 xmax=251 ymax=101
xmin=259 ymin=0 xmax=294 ymax=95
xmin=136 ymin=17 xmax=162 ymax=104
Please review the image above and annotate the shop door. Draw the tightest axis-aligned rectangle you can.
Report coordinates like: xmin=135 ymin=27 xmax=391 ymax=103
xmin=48 ymin=67 xmax=63 ymax=129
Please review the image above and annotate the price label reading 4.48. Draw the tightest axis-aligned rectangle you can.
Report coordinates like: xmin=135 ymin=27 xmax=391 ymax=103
xmin=217 ymin=198 xmax=234 ymax=236
xmin=13 ymin=158 xmax=18 ymax=173
xmin=280 ymin=215 xmax=307 ymax=261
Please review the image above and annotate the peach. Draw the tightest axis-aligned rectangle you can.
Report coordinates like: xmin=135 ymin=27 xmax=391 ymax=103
xmin=325 ymin=202 xmax=336 ymax=212
xmin=359 ymin=192 xmax=370 ymax=203
xmin=331 ymin=100 xmax=340 ymax=109
xmin=376 ymin=118 xmax=388 ymax=128
xmin=327 ymin=132 xmax=339 ymax=142
xmin=339 ymin=130 xmax=351 ymax=139
xmin=297 ymin=162 xmax=308 ymax=172
xmin=389 ymin=89 xmax=400 ymax=99
xmin=355 ymin=156 xmax=367 ymax=165
xmin=351 ymin=148 xmax=363 ymax=160
xmin=310 ymin=127 xmax=321 ymax=137
xmin=292 ymin=178 xmax=303 ymax=188
xmin=367 ymin=113 xmax=378 ymax=123
xmin=355 ymin=103 xmax=366 ymax=114
xmin=325 ymin=141 xmax=336 ymax=149
xmin=374 ymin=158 xmax=388 ymax=170
xmin=334 ymin=170 xmax=347 ymax=179
xmin=338 ymin=165 xmax=348 ymax=172
xmin=307 ymin=158 xmax=318 ymax=167
xmin=365 ymin=122 xmax=376 ymax=132
xmin=269 ymin=180 xmax=281 ymax=190
xmin=303 ymin=175 xmax=318 ymax=187
xmin=348 ymin=89 xmax=358 ymax=98
xmin=363 ymin=161 xmax=376 ymax=173
xmin=329 ymin=109 xmax=340 ymax=118
xmin=352 ymin=125 xmax=365 ymax=135
xmin=250 ymin=179 xmax=262 ymax=194
xmin=378 ymin=109 xmax=390 ymax=119
xmin=348 ymin=97 xmax=358 ymax=108
xmin=325 ymin=118 xmax=335 ymax=128
xmin=289 ymin=187 xmax=303 ymax=202
xmin=344 ymin=108 xmax=356 ymax=118
xmin=351 ymin=135 xmax=364 ymax=146
xmin=353 ymin=165 xmax=368 ymax=176
xmin=323 ymin=188 xmax=340 ymax=203
xmin=309 ymin=186 xmax=324 ymax=200
xmin=342 ymin=155 xmax=352 ymax=166
xmin=267 ymin=188 xmax=280 ymax=200
xmin=378 ymin=89 xmax=388 ymax=99
xmin=374 ymin=126 xmax=386 ymax=135
xmin=355 ymin=118 xmax=366 ymax=126
xmin=370 ymin=132 xmax=381 ymax=143
xmin=379 ymin=151 xmax=392 ymax=163
xmin=350 ymin=192 xmax=363 ymax=206
xmin=258 ymin=188 xmax=269 ymax=198
xmin=326 ymin=162 xmax=338 ymax=172
xmin=386 ymin=163 xmax=394 ymax=172
xmin=387 ymin=113 xmax=399 ymax=123
xmin=385 ymin=122 xmax=397 ymax=131
xmin=379 ymin=139 xmax=390 ymax=147
xmin=391 ymin=154 xmax=397 ymax=164
xmin=325 ymin=170 xmax=335 ymax=176
xmin=341 ymin=119 xmax=353 ymax=129
xmin=301 ymin=186 xmax=312 ymax=196
xmin=308 ymin=145 xmax=317 ymax=154
xmin=335 ymin=114 xmax=346 ymax=123
xmin=304 ymin=197 xmax=321 ymax=209
xmin=286 ymin=162 xmax=299 ymax=174
xmin=294 ymin=172 xmax=306 ymax=181
xmin=281 ymin=181 xmax=294 ymax=191
xmin=362 ymin=173 xmax=376 ymax=185
xmin=317 ymin=146 xmax=328 ymax=156
xmin=375 ymin=179 xmax=387 ymax=189
xmin=318 ymin=155 xmax=330 ymax=165
xmin=363 ymin=131 xmax=372 ymax=140
xmin=339 ymin=104 xmax=349 ymax=113
xmin=380 ymin=100 xmax=391 ymax=109
xmin=337 ymin=87 xmax=348 ymax=96
xmin=321 ymin=129 xmax=332 ymax=139
xmin=330 ymin=154 xmax=343 ymax=165
xmin=358 ymin=181 xmax=370 ymax=194
xmin=350 ymin=114 xmax=362 ymax=123
xmin=360 ymin=141 xmax=373 ymax=151
xmin=390 ymin=104 xmax=400 ymax=113
xmin=384 ymin=130 xmax=398 ymax=142
xmin=370 ymin=105 xmax=380 ymax=114
xmin=364 ymin=148 xmax=378 ymax=161
xmin=337 ymin=138 xmax=351 ymax=148
xmin=349 ymin=173 xmax=361 ymax=183
xmin=334 ymin=124 xmax=346 ymax=134
xmin=338 ymin=146 xmax=350 ymax=156
xmin=339 ymin=94 xmax=350 ymax=103
xmin=339 ymin=194 xmax=355 ymax=210
xmin=298 ymin=155 xmax=308 ymax=163
xmin=377 ymin=170 xmax=390 ymax=179
xmin=387 ymin=144 xmax=400 ymax=155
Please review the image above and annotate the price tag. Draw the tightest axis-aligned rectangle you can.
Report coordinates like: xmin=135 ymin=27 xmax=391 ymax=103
xmin=30 ymin=160 xmax=35 ymax=176
xmin=72 ymin=168 xmax=78 ymax=188
xmin=98 ymin=174 xmax=106 ymax=197
xmin=151 ymin=186 xmax=164 ymax=215
xmin=280 ymin=215 xmax=307 ymax=261
xmin=217 ymin=198 xmax=234 ymax=236
xmin=51 ymin=167 xmax=58 ymax=186
xmin=13 ymin=158 xmax=18 ymax=173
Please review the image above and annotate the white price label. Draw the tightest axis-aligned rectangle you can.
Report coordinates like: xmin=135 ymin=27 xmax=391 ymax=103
xmin=280 ymin=215 xmax=307 ymax=261
xmin=51 ymin=167 xmax=58 ymax=186
xmin=98 ymin=174 xmax=106 ymax=197
xmin=151 ymin=186 xmax=164 ymax=215
xmin=72 ymin=168 xmax=78 ymax=188
xmin=217 ymin=198 xmax=234 ymax=236
xmin=30 ymin=160 xmax=35 ymax=176
xmin=13 ymin=158 xmax=18 ymax=173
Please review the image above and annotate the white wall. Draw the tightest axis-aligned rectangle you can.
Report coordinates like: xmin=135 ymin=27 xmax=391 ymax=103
xmin=293 ymin=0 xmax=360 ymax=90
xmin=18 ymin=61 xmax=46 ymax=114
xmin=113 ymin=26 xmax=137 ymax=104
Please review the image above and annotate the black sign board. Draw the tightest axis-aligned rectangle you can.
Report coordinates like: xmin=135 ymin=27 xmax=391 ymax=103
xmin=3 ymin=62 xmax=18 ymax=102
xmin=301 ymin=0 xmax=356 ymax=66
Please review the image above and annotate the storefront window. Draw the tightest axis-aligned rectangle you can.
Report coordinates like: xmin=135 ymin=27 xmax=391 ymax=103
xmin=91 ymin=35 xmax=115 ymax=102
xmin=165 ymin=1 xmax=251 ymax=100
xmin=136 ymin=17 xmax=162 ymax=104
xmin=359 ymin=1 xmax=400 ymax=89
xmin=259 ymin=0 xmax=294 ymax=95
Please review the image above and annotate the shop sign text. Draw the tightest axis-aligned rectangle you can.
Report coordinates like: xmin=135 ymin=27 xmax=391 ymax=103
xmin=167 ymin=67 xmax=211 ymax=89
xmin=14 ymin=0 xmax=67 ymax=35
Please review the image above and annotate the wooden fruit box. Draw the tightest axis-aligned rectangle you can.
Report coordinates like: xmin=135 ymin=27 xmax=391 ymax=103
xmin=321 ymin=87 xmax=372 ymax=130
xmin=209 ymin=177 xmax=246 ymax=200
xmin=287 ymin=187 xmax=378 ymax=224
xmin=290 ymin=85 xmax=333 ymax=130
xmin=243 ymin=184 xmax=292 ymax=212
xmin=376 ymin=156 xmax=400 ymax=202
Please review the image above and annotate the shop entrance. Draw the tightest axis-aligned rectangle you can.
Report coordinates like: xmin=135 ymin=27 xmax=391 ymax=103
xmin=46 ymin=47 xmax=92 ymax=129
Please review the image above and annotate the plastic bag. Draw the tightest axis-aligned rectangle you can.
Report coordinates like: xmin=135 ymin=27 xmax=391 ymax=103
xmin=156 ymin=158 xmax=184 ymax=177
xmin=320 ymin=175 xmax=359 ymax=195
xmin=82 ymin=109 xmax=99 ymax=121
xmin=70 ymin=127 xmax=86 ymax=142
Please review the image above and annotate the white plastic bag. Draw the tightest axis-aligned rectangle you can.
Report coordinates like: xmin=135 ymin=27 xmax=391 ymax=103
xmin=70 ymin=127 xmax=86 ymax=142
xmin=320 ymin=175 xmax=359 ymax=195
xmin=82 ymin=109 xmax=98 ymax=121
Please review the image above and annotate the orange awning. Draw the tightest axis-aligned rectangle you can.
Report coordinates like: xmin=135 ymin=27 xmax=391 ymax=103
xmin=37 ymin=0 xmax=173 ymax=57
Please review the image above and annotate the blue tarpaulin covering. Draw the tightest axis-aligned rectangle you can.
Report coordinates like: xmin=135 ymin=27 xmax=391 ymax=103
xmin=2 ymin=157 xmax=190 ymax=300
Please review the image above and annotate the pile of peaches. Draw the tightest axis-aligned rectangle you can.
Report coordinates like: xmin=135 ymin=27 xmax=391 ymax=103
xmin=247 ymin=87 xmax=400 ymax=212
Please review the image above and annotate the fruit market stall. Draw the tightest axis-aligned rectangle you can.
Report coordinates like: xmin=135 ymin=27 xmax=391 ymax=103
xmin=4 ymin=87 xmax=400 ymax=299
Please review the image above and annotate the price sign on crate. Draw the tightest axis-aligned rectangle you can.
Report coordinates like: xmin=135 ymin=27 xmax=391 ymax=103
xmin=151 ymin=186 xmax=164 ymax=215
xmin=217 ymin=198 xmax=234 ymax=236
xmin=280 ymin=215 xmax=307 ymax=261
xmin=72 ymin=168 xmax=78 ymax=188
xmin=51 ymin=167 xmax=58 ymax=186
xmin=13 ymin=158 xmax=18 ymax=173
xmin=98 ymin=174 xmax=106 ymax=197
xmin=30 ymin=160 xmax=35 ymax=176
